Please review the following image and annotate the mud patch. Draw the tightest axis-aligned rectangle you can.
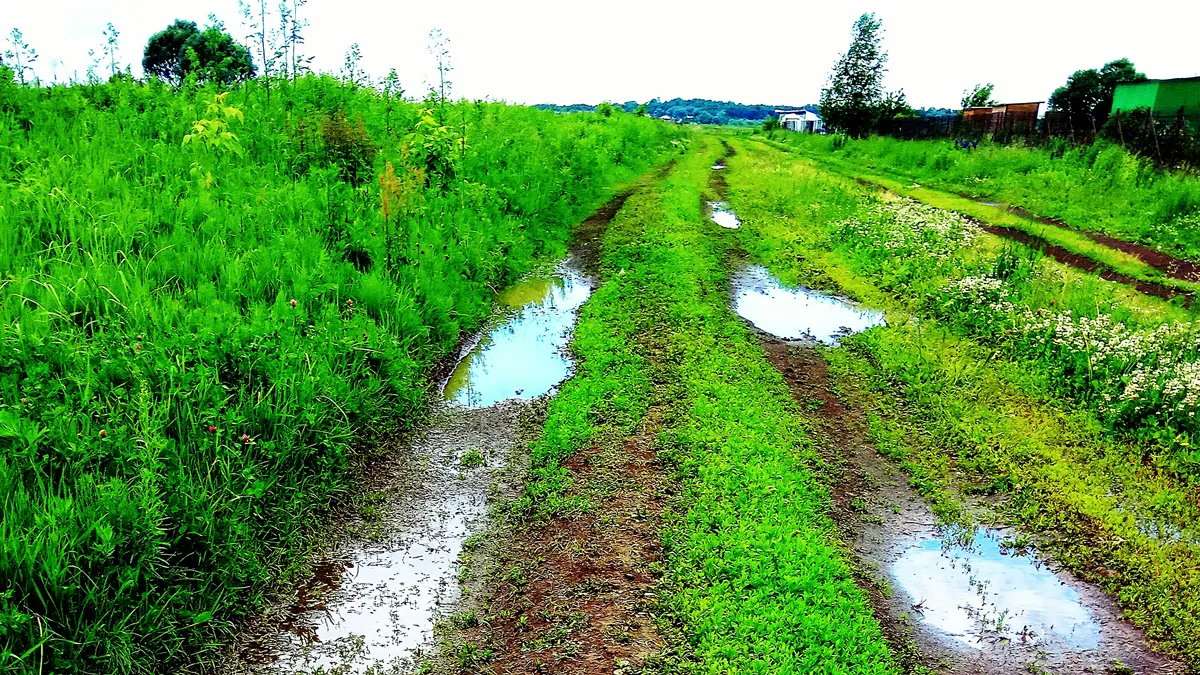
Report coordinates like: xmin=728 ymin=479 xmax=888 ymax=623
xmin=571 ymin=191 xmax=633 ymax=280
xmin=224 ymin=401 xmax=534 ymax=674
xmin=708 ymin=141 xmax=735 ymax=198
xmin=447 ymin=410 xmax=677 ymax=675
xmin=979 ymin=224 xmax=1193 ymax=306
xmin=442 ymin=261 xmax=591 ymax=409
xmin=754 ymin=340 xmax=1180 ymax=674
xmin=731 ymin=265 xmax=884 ymax=344
xmin=955 ymin=192 xmax=1200 ymax=282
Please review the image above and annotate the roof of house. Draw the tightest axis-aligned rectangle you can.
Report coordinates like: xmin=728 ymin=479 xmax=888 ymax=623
xmin=1121 ymin=76 xmax=1200 ymax=86
xmin=776 ymin=109 xmax=821 ymax=118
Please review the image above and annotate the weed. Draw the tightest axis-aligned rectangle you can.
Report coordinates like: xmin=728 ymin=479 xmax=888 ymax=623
xmin=459 ymin=448 xmax=484 ymax=469
xmin=0 ymin=73 xmax=680 ymax=674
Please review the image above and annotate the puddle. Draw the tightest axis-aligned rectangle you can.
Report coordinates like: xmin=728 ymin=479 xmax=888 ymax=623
xmin=892 ymin=529 xmax=1099 ymax=651
xmin=762 ymin=339 xmax=1179 ymax=673
xmin=227 ymin=261 xmax=595 ymax=674
xmin=707 ymin=201 xmax=741 ymax=229
xmin=711 ymin=163 xmax=726 ymax=170
xmin=730 ymin=265 xmax=884 ymax=343
xmin=441 ymin=261 xmax=592 ymax=408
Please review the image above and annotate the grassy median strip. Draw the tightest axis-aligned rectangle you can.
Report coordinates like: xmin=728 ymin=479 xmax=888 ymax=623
xmin=507 ymin=135 xmax=901 ymax=673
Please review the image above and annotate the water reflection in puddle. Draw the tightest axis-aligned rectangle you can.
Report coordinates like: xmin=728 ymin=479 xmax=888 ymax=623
xmin=442 ymin=263 xmax=591 ymax=408
xmin=237 ymin=262 xmax=594 ymax=673
xmin=707 ymin=201 xmax=740 ymax=229
xmin=271 ymin=469 xmax=490 ymax=672
xmin=711 ymin=163 xmax=726 ymax=170
xmin=731 ymin=266 xmax=884 ymax=343
xmin=892 ymin=529 xmax=1100 ymax=651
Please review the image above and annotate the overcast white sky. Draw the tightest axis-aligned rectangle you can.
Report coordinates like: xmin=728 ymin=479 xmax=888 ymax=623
xmin=5 ymin=0 xmax=1199 ymax=109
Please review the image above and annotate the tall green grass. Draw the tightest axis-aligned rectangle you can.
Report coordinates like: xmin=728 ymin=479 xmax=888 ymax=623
xmin=765 ymin=131 xmax=1200 ymax=260
xmin=0 ymin=69 xmax=680 ymax=673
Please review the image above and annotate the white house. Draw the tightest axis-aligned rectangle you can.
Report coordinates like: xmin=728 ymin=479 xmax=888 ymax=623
xmin=776 ymin=109 xmax=824 ymax=133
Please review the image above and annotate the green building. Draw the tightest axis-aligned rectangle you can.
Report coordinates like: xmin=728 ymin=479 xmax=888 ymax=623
xmin=1112 ymin=76 xmax=1200 ymax=118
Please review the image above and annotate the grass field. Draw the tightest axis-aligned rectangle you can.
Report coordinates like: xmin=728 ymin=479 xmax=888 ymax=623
xmin=0 ymin=71 xmax=680 ymax=673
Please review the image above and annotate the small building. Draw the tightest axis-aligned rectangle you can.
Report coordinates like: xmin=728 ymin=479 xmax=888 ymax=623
xmin=961 ymin=102 xmax=1041 ymax=134
xmin=1112 ymin=76 xmax=1200 ymax=119
xmin=776 ymin=109 xmax=824 ymax=133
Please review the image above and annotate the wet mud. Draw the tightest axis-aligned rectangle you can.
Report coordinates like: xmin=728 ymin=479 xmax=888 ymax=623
xmin=955 ymin=192 xmax=1200 ymax=282
xmin=978 ymin=224 xmax=1193 ymax=306
xmin=227 ymin=402 xmax=530 ymax=674
xmin=218 ymin=187 xmax=642 ymax=674
xmin=708 ymin=141 xmax=735 ymax=198
xmin=751 ymin=339 xmax=1181 ymax=674
xmin=852 ymin=177 xmax=1194 ymax=305
xmin=450 ymin=409 xmax=677 ymax=675
xmin=571 ymin=191 xmax=633 ymax=281
xmin=730 ymin=265 xmax=884 ymax=344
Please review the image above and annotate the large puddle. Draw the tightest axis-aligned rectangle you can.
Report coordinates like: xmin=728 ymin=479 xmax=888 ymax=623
xmin=707 ymin=201 xmax=741 ymax=229
xmin=230 ymin=261 xmax=592 ymax=674
xmin=892 ymin=529 xmax=1099 ymax=651
xmin=731 ymin=265 xmax=884 ymax=343
xmin=442 ymin=262 xmax=591 ymax=408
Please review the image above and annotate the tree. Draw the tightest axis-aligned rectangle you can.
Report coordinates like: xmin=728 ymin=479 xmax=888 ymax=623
xmin=877 ymin=88 xmax=915 ymax=128
xmin=819 ymin=13 xmax=888 ymax=137
xmin=382 ymin=68 xmax=404 ymax=134
xmin=143 ymin=20 xmax=200 ymax=84
xmin=182 ymin=20 xmax=256 ymax=85
xmin=277 ymin=0 xmax=310 ymax=80
xmin=1049 ymin=58 xmax=1146 ymax=131
xmin=144 ymin=18 xmax=253 ymax=86
xmin=3 ymin=28 xmax=39 ymax=85
xmin=961 ymin=82 xmax=996 ymax=109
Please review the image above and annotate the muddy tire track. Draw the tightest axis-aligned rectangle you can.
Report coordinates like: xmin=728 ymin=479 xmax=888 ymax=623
xmin=978 ymin=224 xmax=1194 ymax=306
xmin=452 ymin=410 xmax=677 ymax=675
xmin=850 ymin=174 xmax=1195 ymax=305
xmin=954 ymin=193 xmax=1200 ymax=283
xmin=437 ymin=168 xmax=687 ymax=674
xmin=754 ymin=337 xmax=1181 ymax=674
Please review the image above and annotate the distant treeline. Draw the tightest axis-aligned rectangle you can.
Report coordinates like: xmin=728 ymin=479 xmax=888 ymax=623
xmin=536 ymin=99 xmax=962 ymax=126
xmin=535 ymin=98 xmax=816 ymax=125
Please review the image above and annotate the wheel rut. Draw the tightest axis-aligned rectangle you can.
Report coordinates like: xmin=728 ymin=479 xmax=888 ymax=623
xmin=754 ymin=336 xmax=1181 ymax=674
